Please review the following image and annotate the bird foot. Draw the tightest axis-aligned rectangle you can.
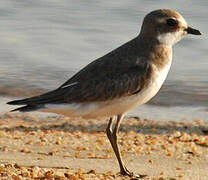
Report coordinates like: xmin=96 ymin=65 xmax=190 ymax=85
xmin=120 ymin=166 xmax=147 ymax=179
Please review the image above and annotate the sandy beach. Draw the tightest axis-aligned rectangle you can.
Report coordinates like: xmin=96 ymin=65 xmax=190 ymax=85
xmin=0 ymin=112 xmax=207 ymax=180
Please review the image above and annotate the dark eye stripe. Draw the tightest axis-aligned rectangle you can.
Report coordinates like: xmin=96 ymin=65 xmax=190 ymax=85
xmin=166 ymin=18 xmax=178 ymax=26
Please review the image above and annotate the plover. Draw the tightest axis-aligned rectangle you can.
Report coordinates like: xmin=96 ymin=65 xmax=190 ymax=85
xmin=7 ymin=9 xmax=201 ymax=178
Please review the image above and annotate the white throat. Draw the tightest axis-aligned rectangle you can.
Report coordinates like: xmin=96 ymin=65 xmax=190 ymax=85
xmin=157 ymin=30 xmax=185 ymax=46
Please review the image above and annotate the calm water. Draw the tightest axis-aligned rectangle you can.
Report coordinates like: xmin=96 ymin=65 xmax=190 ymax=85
xmin=0 ymin=0 xmax=208 ymax=120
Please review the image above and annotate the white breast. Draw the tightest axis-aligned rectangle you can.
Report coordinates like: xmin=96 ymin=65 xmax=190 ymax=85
xmin=137 ymin=60 xmax=172 ymax=105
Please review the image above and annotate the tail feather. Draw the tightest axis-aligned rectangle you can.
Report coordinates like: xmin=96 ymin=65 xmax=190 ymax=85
xmin=10 ymin=105 xmax=44 ymax=112
xmin=7 ymin=88 xmax=67 ymax=106
xmin=7 ymin=99 xmax=29 ymax=105
xmin=7 ymin=88 xmax=68 ymax=112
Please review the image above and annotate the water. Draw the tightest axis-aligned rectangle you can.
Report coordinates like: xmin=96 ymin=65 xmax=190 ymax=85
xmin=0 ymin=0 xmax=208 ymax=121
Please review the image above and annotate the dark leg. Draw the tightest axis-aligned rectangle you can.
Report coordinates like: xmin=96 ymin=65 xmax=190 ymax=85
xmin=106 ymin=115 xmax=146 ymax=178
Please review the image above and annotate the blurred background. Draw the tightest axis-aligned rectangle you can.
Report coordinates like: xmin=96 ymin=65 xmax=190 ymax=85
xmin=0 ymin=0 xmax=207 ymax=121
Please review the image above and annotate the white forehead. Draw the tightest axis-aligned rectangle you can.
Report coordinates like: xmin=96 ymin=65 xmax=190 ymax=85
xmin=177 ymin=15 xmax=188 ymax=28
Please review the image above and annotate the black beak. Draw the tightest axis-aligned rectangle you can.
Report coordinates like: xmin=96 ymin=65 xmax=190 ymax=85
xmin=186 ymin=27 xmax=202 ymax=35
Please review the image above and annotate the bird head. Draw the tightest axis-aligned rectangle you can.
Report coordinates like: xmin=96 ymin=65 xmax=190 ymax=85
xmin=140 ymin=9 xmax=202 ymax=46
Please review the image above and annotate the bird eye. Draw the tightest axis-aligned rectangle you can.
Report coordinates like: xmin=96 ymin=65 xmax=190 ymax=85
xmin=166 ymin=18 xmax=178 ymax=27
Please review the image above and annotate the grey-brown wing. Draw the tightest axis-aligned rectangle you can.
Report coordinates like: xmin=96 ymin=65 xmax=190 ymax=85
xmin=63 ymin=63 xmax=152 ymax=103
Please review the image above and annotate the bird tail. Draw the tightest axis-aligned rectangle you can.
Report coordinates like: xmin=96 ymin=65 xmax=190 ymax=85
xmin=7 ymin=88 xmax=66 ymax=112
xmin=7 ymin=99 xmax=31 ymax=105
xmin=10 ymin=105 xmax=43 ymax=112
xmin=7 ymin=100 xmax=44 ymax=112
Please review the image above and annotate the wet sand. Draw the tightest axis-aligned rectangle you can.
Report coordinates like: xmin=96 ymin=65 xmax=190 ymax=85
xmin=0 ymin=112 xmax=208 ymax=179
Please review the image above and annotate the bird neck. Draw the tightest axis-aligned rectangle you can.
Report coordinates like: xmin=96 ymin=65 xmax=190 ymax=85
xmin=136 ymin=35 xmax=172 ymax=71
